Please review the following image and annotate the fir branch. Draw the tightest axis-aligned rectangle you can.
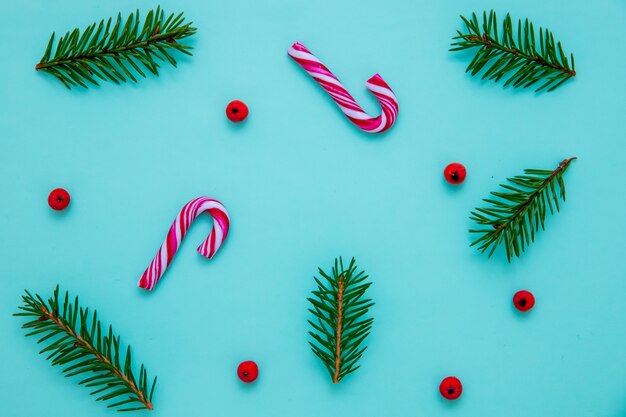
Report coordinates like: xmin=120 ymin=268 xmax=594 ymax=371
xmin=450 ymin=10 xmax=576 ymax=92
xmin=35 ymin=7 xmax=196 ymax=89
xmin=14 ymin=286 xmax=157 ymax=412
xmin=470 ymin=157 xmax=576 ymax=261
xmin=307 ymin=257 xmax=374 ymax=384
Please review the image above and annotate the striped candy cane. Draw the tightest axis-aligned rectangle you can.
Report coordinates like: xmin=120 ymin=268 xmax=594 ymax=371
xmin=138 ymin=197 xmax=230 ymax=291
xmin=288 ymin=42 xmax=399 ymax=134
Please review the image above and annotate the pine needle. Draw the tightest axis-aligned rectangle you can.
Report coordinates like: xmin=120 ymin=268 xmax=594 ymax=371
xmin=307 ymin=257 xmax=374 ymax=384
xmin=450 ymin=10 xmax=576 ymax=92
xmin=470 ymin=157 xmax=577 ymax=261
xmin=14 ymin=286 xmax=157 ymax=411
xmin=35 ymin=7 xmax=196 ymax=89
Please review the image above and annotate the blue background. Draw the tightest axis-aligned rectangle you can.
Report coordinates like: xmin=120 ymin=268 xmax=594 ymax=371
xmin=1 ymin=0 xmax=625 ymax=415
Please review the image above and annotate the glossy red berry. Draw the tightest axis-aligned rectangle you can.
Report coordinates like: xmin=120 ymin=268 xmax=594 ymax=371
xmin=226 ymin=100 xmax=249 ymax=122
xmin=48 ymin=188 xmax=70 ymax=211
xmin=444 ymin=163 xmax=466 ymax=184
xmin=513 ymin=290 xmax=535 ymax=312
xmin=439 ymin=376 xmax=462 ymax=400
xmin=237 ymin=360 xmax=258 ymax=383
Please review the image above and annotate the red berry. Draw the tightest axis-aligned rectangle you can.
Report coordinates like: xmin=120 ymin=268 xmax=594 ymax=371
xmin=237 ymin=360 xmax=258 ymax=383
xmin=226 ymin=100 xmax=249 ymax=122
xmin=439 ymin=376 xmax=462 ymax=400
xmin=48 ymin=188 xmax=70 ymax=211
xmin=444 ymin=163 xmax=466 ymax=184
xmin=513 ymin=290 xmax=535 ymax=312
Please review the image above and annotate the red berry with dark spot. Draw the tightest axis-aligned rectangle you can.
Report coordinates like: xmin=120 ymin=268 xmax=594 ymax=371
xmin=226 ymin=100 xmax=249 ymax=122
xmin=48 ymin=188 xmax=70 ymax=211
xmin=237 ymin=360 xmax=258 ymax=383
xmin=444 ymin=163 xmax=466 ymax=184
xmin=513 ymin=290 xmax=535 ymax=312
xmin=439 ymin=376 xmax=462 ymax=400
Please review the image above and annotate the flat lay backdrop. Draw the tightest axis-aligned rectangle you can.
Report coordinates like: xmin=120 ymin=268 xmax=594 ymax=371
xmin=1 ymin=0 xmax=625 ymax=416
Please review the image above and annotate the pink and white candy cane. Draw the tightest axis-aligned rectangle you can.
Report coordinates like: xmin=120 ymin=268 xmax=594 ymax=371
xmin=288 ymin=42 xmax=399 ymax=134
xmin=138 ymin=197 xmax=230 ymax=291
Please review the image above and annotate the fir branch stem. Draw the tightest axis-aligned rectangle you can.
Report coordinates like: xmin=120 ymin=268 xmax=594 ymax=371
xmin=308 ymin=258 xmax=374 ymax=384
xmin=466 ymin=33 xmax=576 ymax=77
xmin=333 ymin=274 xmax=344 ymax=384
xmin=37 ymin=303 xmax=153 ymax=410
xmin=35 ymin=32 xmax=178 ymax=71
xmin=492 ymin=157 xmax=576 ymax=237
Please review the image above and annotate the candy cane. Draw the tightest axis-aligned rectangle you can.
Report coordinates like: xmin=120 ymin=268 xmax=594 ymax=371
xmin=138 ymin=197 xmax=230 ymax=291
xmin=288 ymin=42 xmax=399 ymax=134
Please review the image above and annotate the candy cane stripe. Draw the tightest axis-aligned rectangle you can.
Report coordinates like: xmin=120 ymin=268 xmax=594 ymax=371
xmin=138 ymin=197 xmax=230 ymax=291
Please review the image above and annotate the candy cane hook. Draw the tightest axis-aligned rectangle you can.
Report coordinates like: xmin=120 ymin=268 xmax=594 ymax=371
xmin=288 ymin=42 xmax=399 ymax=134
xmin=138 ymin=197 xmax=230 ymax=291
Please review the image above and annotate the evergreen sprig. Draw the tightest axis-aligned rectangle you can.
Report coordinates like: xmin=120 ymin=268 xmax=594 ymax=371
xmin=307 ymin=257 xmax=374 ymax=384
xmin=450 ymin=10 xmax=576 ymax=92
xmin=36 ymin=7 xmax=196 ymax=89
xmin=14 ymin=286 xmax=157 ymax=412
xmin=470 ymin=157 xmax=576 ymax=261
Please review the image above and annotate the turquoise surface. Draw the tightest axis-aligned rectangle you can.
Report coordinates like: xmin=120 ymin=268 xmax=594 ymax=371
xmin=1 ymin=0 xmax=625 ymax=415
